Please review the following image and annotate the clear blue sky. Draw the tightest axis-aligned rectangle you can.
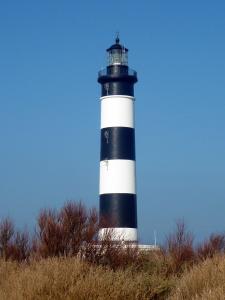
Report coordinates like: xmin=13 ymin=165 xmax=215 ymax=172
xmin=0 ymin=1 xmax=224 ymax=244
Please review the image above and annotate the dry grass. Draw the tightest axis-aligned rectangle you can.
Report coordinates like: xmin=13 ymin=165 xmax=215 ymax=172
xmin=169 ymin=254 xmax=225 ymax=300
xmin=2 ymin=254 xmax=225 ymax=300
xmin=0 ymin=257 xmax=175 ymax=300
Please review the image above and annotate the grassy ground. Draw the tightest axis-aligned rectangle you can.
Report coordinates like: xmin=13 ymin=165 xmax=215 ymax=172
xmin=169 ymin=254 xmax=225 ymax=300
xmin=0 ymin=256 xmax=175 ymax=300
xmin=0 ymin=254 xmax=225 ymax=299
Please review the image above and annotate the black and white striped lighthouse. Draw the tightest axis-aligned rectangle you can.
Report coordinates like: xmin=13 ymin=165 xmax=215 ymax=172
xmin=98 ymin=37 xmax=138 ymax=242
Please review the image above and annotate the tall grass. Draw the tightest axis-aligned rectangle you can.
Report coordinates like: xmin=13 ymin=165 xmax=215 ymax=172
xmin=0 ymin=257 xmax=175 ymax=300
xmin=169 ymin=255 xmax=225 ymax=300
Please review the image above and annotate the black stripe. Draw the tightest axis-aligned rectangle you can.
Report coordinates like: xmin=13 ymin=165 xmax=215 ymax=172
xmin=101 ymin=81 xmax=134 ymax=97
xmin=98 ymin=65 xmax=137 ymax=97
xmin=100 ymin=127 xmax=135 ymax=161
xmin=99 ymin=194 xmax=137 ymax=228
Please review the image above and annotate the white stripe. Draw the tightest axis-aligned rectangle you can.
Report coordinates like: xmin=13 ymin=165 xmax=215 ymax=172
xmin=101 ymin=95 xmax=135 ymax=129
xmin=100 ymin=160 xmax=136 ymax=194
xmin=99 ymin=228 xmax=138 ymax=242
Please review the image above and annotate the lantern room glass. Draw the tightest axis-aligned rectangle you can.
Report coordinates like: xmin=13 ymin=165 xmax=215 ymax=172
xmin=108 ymin=49 xmax=128 ymax=66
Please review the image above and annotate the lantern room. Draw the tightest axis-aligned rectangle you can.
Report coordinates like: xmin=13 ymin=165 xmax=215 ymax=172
xmin=107 ymin=37 xmax=128 ymax=66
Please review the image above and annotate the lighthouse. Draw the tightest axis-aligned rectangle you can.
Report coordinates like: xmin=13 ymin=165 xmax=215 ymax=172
xmin=98 ymin=37 xmax=138 ymax=242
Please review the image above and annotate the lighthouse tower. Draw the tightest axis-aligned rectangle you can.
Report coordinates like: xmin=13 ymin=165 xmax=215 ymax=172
xmin=98 ymin=37 xmax=138 ymax=242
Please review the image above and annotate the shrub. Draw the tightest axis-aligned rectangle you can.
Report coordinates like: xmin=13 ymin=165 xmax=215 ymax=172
xmin=196 ymin=233 xmax=225 ymax=261
xmin=35 ymin=208 xmax=64 ymax=257
xmin=59 ymin=201 xmax=98 ymax=256
xmin=72 ymin=227 xmax=141 ymax=270
xmin=163 ymin=220 xmax=195 ymax=274
xmin=34 ymin=201 xmax=143 ymax=270
xmin=0 ymin=218 xmax=14 ymax=259
xmin=0 ymin=218 xmax=31 ymax=262
xmin=7 ymin=230 xmax=30 ymax=262
xmin=35 ymin=202 xmax=99 ymax=258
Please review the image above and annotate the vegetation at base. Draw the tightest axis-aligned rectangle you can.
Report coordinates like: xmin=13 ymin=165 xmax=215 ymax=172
xmin=169 ymin=255 xmax=225 ymax=300
xmin=0 ymin=201 xmax=225 ymax=299
xmin=0 ymin=257 xmax=176 ymax=300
